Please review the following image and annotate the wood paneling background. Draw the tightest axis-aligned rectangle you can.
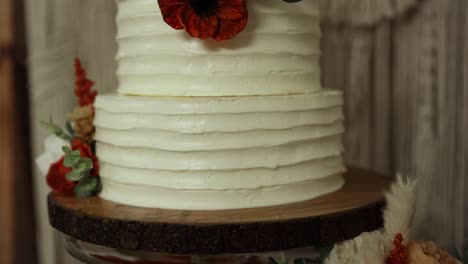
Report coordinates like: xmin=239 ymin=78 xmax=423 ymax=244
xmin=0 ymin=0 xmax=37 ymax=263
xmin=321 ymin=0 xmax=468 ymax=252
xmin=24 ymin=0 xmax=467 ymax=263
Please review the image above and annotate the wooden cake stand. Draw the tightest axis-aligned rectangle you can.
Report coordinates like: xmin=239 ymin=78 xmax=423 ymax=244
xmin=48 ymin=167 xmax=391 ymax=255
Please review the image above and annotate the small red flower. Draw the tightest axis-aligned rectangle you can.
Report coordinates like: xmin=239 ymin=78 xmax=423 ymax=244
xmin=72 ymin=139 xmax=99 ymax=177
xmin=74 ymin=58 xmax=97 ymax=106
xmin=158 ymin=0 xmax=248 ymax=41
xmin=46 ymin=157 xmax=75 ymax=194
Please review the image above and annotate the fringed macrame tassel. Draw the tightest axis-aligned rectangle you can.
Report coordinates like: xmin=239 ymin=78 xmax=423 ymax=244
xmin=320 ymin=0 xmax=423 ymax=26
xmin=383 ymin=175 xmax=418 ymax=246
xmin=325 ymin=175 xmax=418 ymax=264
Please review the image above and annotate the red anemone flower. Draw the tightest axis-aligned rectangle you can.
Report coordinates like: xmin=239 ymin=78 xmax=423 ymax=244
xmin=46 ymin=157 xmax=75 ymax=194
xmin=158 ymin=0 xmax=248 ymax=41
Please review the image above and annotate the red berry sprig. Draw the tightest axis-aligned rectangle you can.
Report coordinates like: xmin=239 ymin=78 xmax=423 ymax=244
xmin=74 ymin=58 xmax=97 ymax=106
xmin=386 ymin=233 xmax=408 ymax=264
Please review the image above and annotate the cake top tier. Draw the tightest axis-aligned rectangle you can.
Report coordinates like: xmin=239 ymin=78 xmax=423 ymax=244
xmin=116 ymin=0 xmax=322 ymax=97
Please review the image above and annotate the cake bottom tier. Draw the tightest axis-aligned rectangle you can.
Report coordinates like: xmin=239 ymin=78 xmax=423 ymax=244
xmin=94 ymin=91 xmax=346 ymax=210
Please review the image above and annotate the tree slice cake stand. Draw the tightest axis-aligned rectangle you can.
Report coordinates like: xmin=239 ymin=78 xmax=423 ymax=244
xmin=48 ymin=167 xmax=391 ymax=255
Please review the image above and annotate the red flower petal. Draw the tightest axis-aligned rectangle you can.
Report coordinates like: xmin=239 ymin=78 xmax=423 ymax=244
xmin=46 ymin=157 xmax=75 ymax=194
xmin=213 ymin=16 xmax=248 ymax=41
xmin=179 ymin=5 xmax=219 ymax=39
xmin=74 ymin=58 xmax=97 ymax=106
xmin=215 ymin=0 xmax=247 ymax=20
xmin=158 ymin=0 xmax=185 ymax=30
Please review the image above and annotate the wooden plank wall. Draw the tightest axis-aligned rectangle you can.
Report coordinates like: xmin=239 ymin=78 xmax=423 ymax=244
xmin=322 ymin=0 xmax=467 ymax=252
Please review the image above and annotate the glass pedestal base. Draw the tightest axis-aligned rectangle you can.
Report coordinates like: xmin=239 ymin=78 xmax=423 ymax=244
xmin=63 ymin=236 xmax=325 ymax=264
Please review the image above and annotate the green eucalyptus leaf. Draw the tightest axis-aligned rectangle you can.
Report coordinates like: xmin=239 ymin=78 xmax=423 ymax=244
xmin=80 ymin=177 xmax=98 ymax=191
xmin=82 ymin=158 xmax=94 ymax=170
xmin=66 ymin=170 xmax=85 ymax=181
xmin=69 ymin=152 xmax=81 ymax=165
xmin=48 ymin=123 xmax=60 ymax=134
xmin=65 ymin=121 xmax=75 ymax=136
xmin=41 ymin=118 xmax=72 ymax=141
xmin=62 ymin=146 xmax=72 ymax=154
xmin=74 ymin=177 xmax=98 ymax=197
xmin=71 ymin=150 xmax=81 ymax=159
xmin=50 ymin=125 xmax=66 ymax=138
xmin=63 ymin=156 xmax=74 ymax=167
xmin=73 ymin=162 xmax=87 ymax=173
xmin=74 ymin=185 xmax=93 ymax=198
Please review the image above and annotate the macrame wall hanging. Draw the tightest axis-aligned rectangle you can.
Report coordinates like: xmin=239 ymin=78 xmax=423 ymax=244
xmin=320 ymin=0 xmax=425 ymax=26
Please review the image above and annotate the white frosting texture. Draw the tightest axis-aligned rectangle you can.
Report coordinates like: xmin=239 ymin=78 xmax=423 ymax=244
xmin=95 ymin=93 xmax=346 ymax=209
xmin=116 ymin=0 xmax=322 ymax=96
xmin=100 ymin=174 xmax=345 ymax=210
xmin=96 ymin=0 xmax=347 ymax=210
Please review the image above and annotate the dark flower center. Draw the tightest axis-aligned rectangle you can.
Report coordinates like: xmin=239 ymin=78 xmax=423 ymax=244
xmin=189 ymin=0 xmax=217 ymax=17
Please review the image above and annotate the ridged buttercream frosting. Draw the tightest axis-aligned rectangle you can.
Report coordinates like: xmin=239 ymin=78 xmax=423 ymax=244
xmin=95 ymin=0 xmax=346 ymax=210
xmin=116 ymin=0 xmax=322 ymax=96
xmin=95 ymin=93 xmax=346 ymax=209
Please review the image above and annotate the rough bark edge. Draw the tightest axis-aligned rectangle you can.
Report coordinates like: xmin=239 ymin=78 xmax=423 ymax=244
xmin=48 ymin=195 xmax=384 ymax=254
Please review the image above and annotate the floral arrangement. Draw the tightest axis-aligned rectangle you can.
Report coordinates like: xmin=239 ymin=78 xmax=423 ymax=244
xmin=38 ymin=58 xmax=100 ymax=197
xmin=157 ymin=0 xmax=302 ymax=41
xmin=323 ymin=176 xmax=461 ymax=264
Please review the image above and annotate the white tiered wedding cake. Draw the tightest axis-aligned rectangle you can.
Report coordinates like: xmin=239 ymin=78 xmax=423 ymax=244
xmin=94 ymin=0 xmax=346 ymax=210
